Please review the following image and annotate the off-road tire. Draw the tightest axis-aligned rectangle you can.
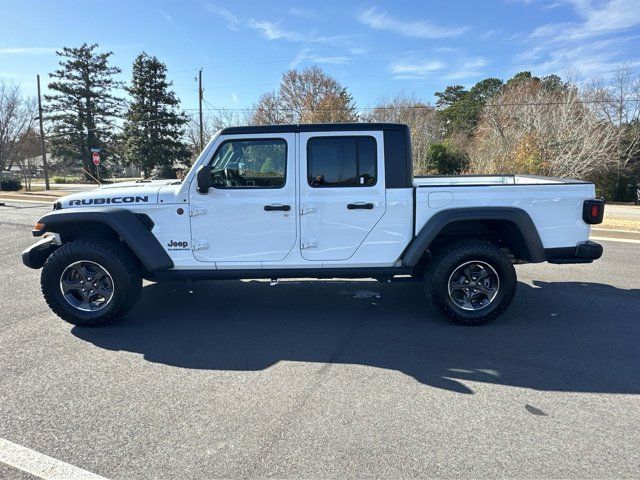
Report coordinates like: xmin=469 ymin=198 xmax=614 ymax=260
xmin=425 ymin=240 xmax=517 ymax=326
xmin=41 ymin=239 xmax=142 ymax=326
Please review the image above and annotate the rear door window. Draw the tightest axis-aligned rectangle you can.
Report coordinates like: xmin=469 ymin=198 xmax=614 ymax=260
xmin=307 ymin=136 xmax=377 ymax=187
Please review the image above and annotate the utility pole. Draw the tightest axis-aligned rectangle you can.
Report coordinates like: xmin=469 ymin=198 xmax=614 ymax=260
xmin=198 ymin=68 xmax=204 ymax=151
xmin=36 ymin=75 xmax=50 ymax=190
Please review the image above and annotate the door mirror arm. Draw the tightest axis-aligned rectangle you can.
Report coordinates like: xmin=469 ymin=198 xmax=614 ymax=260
xmin=196 ymin=165 xmax=213 ymax=194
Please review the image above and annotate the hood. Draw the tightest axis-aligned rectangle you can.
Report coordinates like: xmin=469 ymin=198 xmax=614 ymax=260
xmin=58 ymin=179 xmax=180 ymax=209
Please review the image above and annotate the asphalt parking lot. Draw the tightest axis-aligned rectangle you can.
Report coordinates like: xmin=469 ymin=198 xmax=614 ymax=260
xmin=1 ymin=201 xmax=639 ymax=479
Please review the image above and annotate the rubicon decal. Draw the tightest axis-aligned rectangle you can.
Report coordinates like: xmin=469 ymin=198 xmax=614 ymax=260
xmin=68 ymin=196 xmax=149 ymax=206
xmin=167 ymin=240 xmax=189 ymax=251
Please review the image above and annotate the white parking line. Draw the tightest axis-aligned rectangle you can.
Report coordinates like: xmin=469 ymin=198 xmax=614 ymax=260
xmin=590 ymin=236 xmax=640 ymax=244
xmin=0 ymin=438 xmax=108 ymax=480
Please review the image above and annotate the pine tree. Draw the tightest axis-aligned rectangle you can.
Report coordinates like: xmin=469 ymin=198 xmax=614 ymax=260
xmin=46 ymin=43 xmax=122 ymax=180
xmin=122 ymin=53 xmax=190 ymax=178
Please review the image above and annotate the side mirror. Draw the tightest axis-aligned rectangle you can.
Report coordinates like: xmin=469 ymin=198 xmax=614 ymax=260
xmin=196 ymin=165 xmax=212 ymax=193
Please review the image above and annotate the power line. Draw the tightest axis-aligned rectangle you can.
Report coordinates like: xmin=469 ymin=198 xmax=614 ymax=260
xmin=44 ymin=113 xmax=201 ymax=139
xmin=185 ymin=97 xmax=640 ymax=112
xmin=41 ymin=97 xmax=640 ymax=139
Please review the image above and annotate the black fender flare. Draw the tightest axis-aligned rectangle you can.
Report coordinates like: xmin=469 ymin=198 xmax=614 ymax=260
xmin=34 ymin=208 xmax=174 ymax=271
xmin=402 ymin=207 xmax=546 ymax=267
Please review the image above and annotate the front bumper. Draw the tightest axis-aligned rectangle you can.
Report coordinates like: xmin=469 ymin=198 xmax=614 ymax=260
xmin=22 ymin=236 xmax=59 ymax=269
xmin=545 ymin=240 xmax=603 ymax=264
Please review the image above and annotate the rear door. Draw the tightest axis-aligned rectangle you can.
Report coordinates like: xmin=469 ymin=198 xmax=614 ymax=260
xmin=299 ymin=131 xmax=386 ymax=261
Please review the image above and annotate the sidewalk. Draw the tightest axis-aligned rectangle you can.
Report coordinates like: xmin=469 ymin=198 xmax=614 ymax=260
xmin=0 ymin=190 xmax=68 ymax=203
xmin=602 ymin=204 xmax=640 ymax=232
xmin=0 ymin=183 xmax=98 ymax=203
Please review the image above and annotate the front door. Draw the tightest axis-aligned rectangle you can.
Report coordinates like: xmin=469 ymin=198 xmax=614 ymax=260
xmin=190 ymin=134 xmax=297 ymax=264
xmin=299 ymin=131 xmax=386 ymax=261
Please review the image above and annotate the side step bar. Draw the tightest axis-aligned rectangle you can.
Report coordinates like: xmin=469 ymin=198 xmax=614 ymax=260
xmin=150 ymin=267 xmax=416 ymax=282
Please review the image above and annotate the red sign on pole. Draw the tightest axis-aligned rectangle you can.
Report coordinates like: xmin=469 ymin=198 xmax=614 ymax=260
xmin=92 ymin=151 xmax=100 ymax=166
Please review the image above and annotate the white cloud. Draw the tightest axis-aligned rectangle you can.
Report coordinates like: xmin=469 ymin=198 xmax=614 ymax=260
xmin=531 ymin=0 xmax=640 ymax=39
xmin=158 ymin=10 xmax=173 ymax=24
xmin=290 ymin=48 xmax=311 ymax=68
xmin=388 ymin=57 xmax=490 ymax=80
xmin=444 ymin=58 xmax=488 ymax=80
xmin=248 ymin=19 xmax=356 ymax=47
xmin=287 ymin=7 xmax=316 ymax=18
xmin=479 ymin=29 xmax=497 ymax=40
xmin=0 ymin=47 xmax=56 ymax=55
xmin=205 ymin=4 xmax=239 ymax=31
xmin=249 ymin=19 xmax=300 ymax=41
xmin=358 ymin=7 xmax=468 ymax=39
xmin=581 ymin=0 xmax=640 ymax=31
xmin=389 ymin=60 xmax=446 ymax=79
xmin=231 ymin=93 xmax=239 ymax=104
xmin=515 ymin=0 xmax=640 ymax=78
xmin=289 ymin=48 xmax=351 ymax=69
xmin=349 ymin=47 xmax=367 ymax=55
xmin=433 ymin=46 xmax=459 ymax=53
xmin=312 ymin=56 xmax=350 ymax=64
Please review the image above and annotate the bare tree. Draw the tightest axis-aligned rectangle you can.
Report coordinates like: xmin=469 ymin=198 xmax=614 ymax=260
xmin=14 ymin=128 xmax=41 ymax=190
xmin=469 ymin=78 xmax=617 ymax=179
xmin=584 ymin=67 xmax=640 ymax=192
xmin=251 ymin=91 xmax=288 ymax=125
xmin=363 ymin=94 xmax=444 ymax=174
xmin=185 ymin=108 xmax=250 ymax=155
xmin=251 ymin=66 xmax=357 ymax=125
xmin=0 ymin=81 xmax=37 ymax=172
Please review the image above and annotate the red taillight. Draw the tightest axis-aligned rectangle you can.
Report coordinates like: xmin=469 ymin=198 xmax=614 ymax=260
xmin=583 ymin=199 xmax=605 ymax=224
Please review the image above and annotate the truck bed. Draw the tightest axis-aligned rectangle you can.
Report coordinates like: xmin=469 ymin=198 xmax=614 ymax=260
xmin=414 ymin=174 xmax=589 ymax=187
xmin=413 ymin=175 xmax=596 ymax=250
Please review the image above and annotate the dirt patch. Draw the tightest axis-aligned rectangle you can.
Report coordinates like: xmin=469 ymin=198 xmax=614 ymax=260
xmin=600 ymin=217 xmax=640 ymax=232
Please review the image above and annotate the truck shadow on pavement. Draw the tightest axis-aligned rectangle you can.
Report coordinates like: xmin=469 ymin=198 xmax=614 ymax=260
xmin=72 ymin=279 xmax=640 ymax=395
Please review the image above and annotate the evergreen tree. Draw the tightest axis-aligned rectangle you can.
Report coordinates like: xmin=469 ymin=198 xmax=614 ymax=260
xmin=426 ymin=142 xmax=470 ymax=174
xmin=436 ymin=78 xmax=504 ymax=136
xmin=434 ymin=85 xmax=467 ymax=109
xmin=46 ymin=43 xmax=122 ymax=180
xmin=122 ymin=53 xmax=190 ymax=178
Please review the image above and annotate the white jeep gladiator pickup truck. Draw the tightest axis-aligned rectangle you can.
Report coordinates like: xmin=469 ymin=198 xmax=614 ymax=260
xmin=22 ymin=123 xmax=604 ymax=326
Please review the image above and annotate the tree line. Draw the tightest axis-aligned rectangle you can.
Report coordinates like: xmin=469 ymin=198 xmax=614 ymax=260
xmin=0 ymin=42 xmax=638 ymax=200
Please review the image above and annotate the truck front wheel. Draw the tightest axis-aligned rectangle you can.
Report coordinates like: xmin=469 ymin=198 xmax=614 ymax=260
xmin=425 ymin=240 xmax=517 ymax=325
xmin=41 ymin=239 xmax=142 ymax=326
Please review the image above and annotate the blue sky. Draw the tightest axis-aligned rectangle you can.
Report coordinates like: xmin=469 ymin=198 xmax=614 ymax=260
xmin=1 ymin=0 xmax=639 ymax=114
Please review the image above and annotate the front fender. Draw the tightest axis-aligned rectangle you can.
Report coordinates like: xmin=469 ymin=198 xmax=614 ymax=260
xmin=32 ymin=208 xmax=173 ymax=271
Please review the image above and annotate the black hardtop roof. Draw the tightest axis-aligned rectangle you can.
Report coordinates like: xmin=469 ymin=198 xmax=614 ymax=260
xmin=220 ymin=123 xmax=408 ymax=135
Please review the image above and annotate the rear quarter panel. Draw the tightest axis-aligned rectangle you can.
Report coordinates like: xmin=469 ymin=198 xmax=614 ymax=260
xmin=415 ymin=183 xmax=595 ymax=248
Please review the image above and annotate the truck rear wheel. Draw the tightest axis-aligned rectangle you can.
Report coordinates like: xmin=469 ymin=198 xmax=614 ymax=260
xmin=425 ymin=240 xmax=517 ymax=325
xmin=41 ymin=239 xmax=142 ymax=326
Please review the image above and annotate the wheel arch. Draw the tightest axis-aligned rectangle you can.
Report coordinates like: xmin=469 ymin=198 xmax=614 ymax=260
xmin=33 ymin=208 xmax=173 ymax=272
xmin=402 ymin=207 xmax=545 ymax=267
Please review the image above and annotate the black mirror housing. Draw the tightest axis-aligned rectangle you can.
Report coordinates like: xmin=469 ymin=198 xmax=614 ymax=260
xmin=196 ymin=165 xmax=212 ymax=193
